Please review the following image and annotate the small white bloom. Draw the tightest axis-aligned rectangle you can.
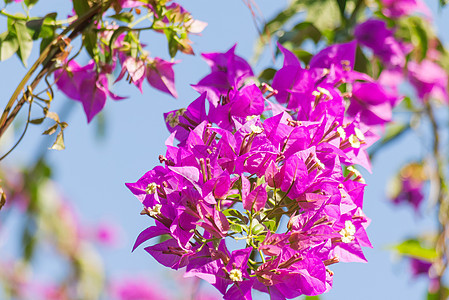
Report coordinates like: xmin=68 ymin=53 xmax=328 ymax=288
xmin=145 ymin=183 xmax=158 ymax=195
xmin=315 ymin=157 xmax=325 ymax=170
xmin=246 ymin=115 xmax=258 ymax=121
xmin=317 ymin=87 xmax=333 ymax=100
xmin=348 ymin=134 xmax=361 ymax=148
xmin=347 ymin=166 xmax=365 ymax=184
xmin=354 ymin=127 xmax=365 ymax=141
xmin=229 ymin=269 xmax=243 ymax=282
xmin=250 ymin=124 xmax=263 ymax=134
xmin=148 ymin=204 xmax=162 ymax=217
xmin=339 ymin=220 xmax=356 ymax=243
xmin=337 ymin=127 xmax=346 ymax=140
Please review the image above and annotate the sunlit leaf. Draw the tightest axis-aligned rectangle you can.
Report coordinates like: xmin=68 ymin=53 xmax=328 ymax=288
xmin=24 ymin=0 xmax=39 ymax=8
xmin=259 ymin=68 xmax=276 ymax=82
xmin=26 ymin=13 xmax=57 ymax=40
xmin=42 ymin=123 xmax=58 ymax=135
xmin=83 ymin=29 xmax=98 ymax=61
xmin=392 ymin=239 xmax=438 ymax=261
xmin=13 ymin=20 xmax=33 ymax=66
xmin=46 ymin=111 xmax=60 ymax=122
xmin=30 ymin=117 xmax=46 ymax=124
xmin=278 ymin=22 xmax=322 ymax=46
xmin=73 ymin=0 xmax=90 ymax=16
xmin=305 ymin=0 xmax=340 ymax=32
xmin=427 ymin=286 xmax=449 ymax=300
xmin=50 ymin=131 xmax=65 ymax=150
xmin=0 ymin=31 xmax=19 ymax=61
xmin=292 ymin=49 xmax=313 ymax=64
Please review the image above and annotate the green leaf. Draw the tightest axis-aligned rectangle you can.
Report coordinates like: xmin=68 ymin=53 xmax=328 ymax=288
xmin=410 ymin=18 xmax=428 ymax=61
xmin=0 ymin=31 xmax=19 ymax=61
xmin=26 ymin=18 xmax=45 ymax=40
xmin=427 ymin=286 xmax=449 ymax=300
xmin=108 ymin=26 xmax=130 ymax=60
xmin=392 ymin=239 xmax=438 ymax=261
xmin=50 ymin=131 xmax=65 ymax=150
xmin=24 ymin=0 xmax=39 ymax=8
xmin=13 ymin=20 xmax=33 ymax=66
xmin=223 ymin=208 xmax=249 ymax=224
xmin=252 ymin=224 xmax=265 ymax=235
xmin=110 ymin=12 xmax=135 ymax=23
xmin=30 ymin=117 xmax=46 ymax=124
xmin=83 ymin=29 xmax=98 ymax=61
xmin=262 ymin=0 xmax=304 ymax=39
xmin=305 ymin=296 xmax=321 ymax=300
xmin=167 ymin=30 xmax=179 ymax=58
xmin=354 ymin=45 xmax=370 ymax=75
xmin=263 ymin=219 xmax=277 ymax=232
xmin=73 ymin=0 xmax=90 ymax=16
xmin=157 ymin=234 xmax=171 ymax=243
xmin=40 ymin=36 xmax=55 ymax=54
xmin=278 ymin=22 xmax=322 ymax=47
xmin=26 ymin=13 xmax=57 ymax=40
xmin=258 ymin=68 xmax=276 ymax=82
xmin=292 ymin=49 xmax=313 ymax=65
xmin=42 ymin=123 xmax=58 ymax=135
xmin=304 ymin=0 xmax=340 ymax=32
xmin=383 ymin=123 xmax=409 ymax=143
xmin=336 ymin=0 xmax=346 ymax=18
xmin=230 ymin=223 xmax=243 ymax=233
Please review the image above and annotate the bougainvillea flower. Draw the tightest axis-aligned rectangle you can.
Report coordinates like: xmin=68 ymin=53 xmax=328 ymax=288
xmin=55 ymin=60 xmax=124 ymax=122
xmin=116 ymin=56 xmax=146 ymax=92
xmin=355 ymin=19 xmax=410 ymax=68
xmin=391 ymin=162 xmax=427 ymax=212
xmin=146 ymin=58 xmax=178 ymax=98
xmin=127 ymin=43 xmax=388 ymax=299
xmin=110 ymin=277 xmax=170 ymax=300
xmin=199 ymin=44 xmax=254 ymax=93
xmin=408 ymin=59 xmax=449 ymax=103
xmin=380 ymin=0 xmax=431 ymax=19
xmin=348 ymin=81 xmax=396 ymax=126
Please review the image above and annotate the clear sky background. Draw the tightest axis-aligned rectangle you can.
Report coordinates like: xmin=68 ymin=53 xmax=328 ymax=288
xmin=1 ymin=0 xmax=449 ymax=299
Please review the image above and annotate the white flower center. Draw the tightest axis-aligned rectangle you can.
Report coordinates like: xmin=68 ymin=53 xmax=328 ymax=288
xmin=348 ymin=134 xmax=361 ymax=148
xmin=145 ymin=183 xmax=158 ymax=195
xmin=354 ymin=127 xmax=365 ymax=141
xmin=337 ymin=127 xmax=346 ymax=140
xmin=148 ymin=204 xmax=162 ymax=217
xmin=229 ymin=269 xmax=243 ymax=282
xmin=347 ymin=166 xmax=365 ymax=184
xmin=250 ymin=124 xmax=263 ymax=134
xmin=314 ymin=156 xmax=325 ymax=170
xmin=317 ymin=87 xmax=333 ymax=100
xmin=339 ymin=220 xmax=356 ymax=243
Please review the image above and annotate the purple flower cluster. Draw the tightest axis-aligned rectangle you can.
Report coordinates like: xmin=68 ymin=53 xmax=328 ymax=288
xmin=355 ymin=18 xmax=448 ymax=104
xmin=354 ymin=19 xmax=411 ymax=69
xmin=380 ymin=0 xmax=431 ymax=19
xmin=391 ymin=162 xmax=427 ymax=213
xmin=127 ymin=42 xmax=396 ymax=299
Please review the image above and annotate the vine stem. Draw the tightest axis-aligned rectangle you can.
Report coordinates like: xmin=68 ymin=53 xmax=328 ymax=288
xmin=426 ymin=100 xmax=448 ymax=300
